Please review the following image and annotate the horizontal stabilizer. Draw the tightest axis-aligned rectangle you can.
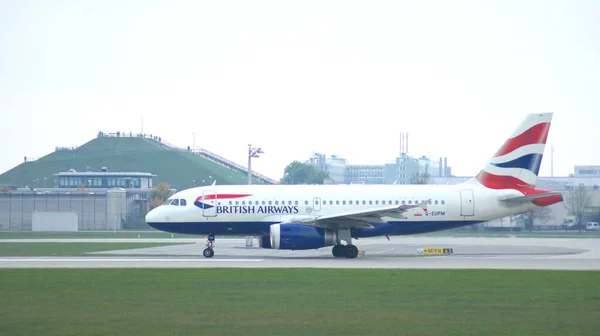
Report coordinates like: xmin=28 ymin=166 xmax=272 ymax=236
xmin=501 ymin=191 xmax=563 ymax=204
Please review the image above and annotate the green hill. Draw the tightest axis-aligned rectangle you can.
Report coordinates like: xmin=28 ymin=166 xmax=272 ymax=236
xmin=0 ymin=135 xmax=268 ymax=189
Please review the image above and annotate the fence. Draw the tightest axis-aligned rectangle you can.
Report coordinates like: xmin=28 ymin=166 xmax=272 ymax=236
xmin=0 ymin=192 xmax=149 ymax=231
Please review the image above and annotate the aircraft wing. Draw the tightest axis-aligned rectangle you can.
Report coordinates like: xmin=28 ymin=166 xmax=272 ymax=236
xmin=280 ymin=200 xmax=430 ymax=229
xmin=500 ymin=192 xmax=563 ymax=205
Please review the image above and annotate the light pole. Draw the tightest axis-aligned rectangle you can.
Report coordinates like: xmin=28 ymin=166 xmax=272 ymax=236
xmin=551 ymin=145 xmax=554 ymax=177
xmin=247 ymin=144 xmax=264 ymax=185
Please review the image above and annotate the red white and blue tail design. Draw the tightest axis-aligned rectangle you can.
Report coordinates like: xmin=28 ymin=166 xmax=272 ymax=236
xmin=474 ymin=113 xmax=553 ymax=191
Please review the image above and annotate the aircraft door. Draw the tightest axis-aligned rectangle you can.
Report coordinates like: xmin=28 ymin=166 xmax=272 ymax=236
xmin=202 ymin=189 xmax=218 ymax=217
xmin=459 ymin=190 xmax=474 ymax=216
xmin=313 ymin=197 xmax=322 ymax=212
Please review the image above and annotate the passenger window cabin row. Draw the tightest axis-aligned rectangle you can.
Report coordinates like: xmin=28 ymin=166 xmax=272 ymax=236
xmin=163 ymin=198 xmax=447 ymax=207
xmin=225 ymin=199 xmax=446 ymax=206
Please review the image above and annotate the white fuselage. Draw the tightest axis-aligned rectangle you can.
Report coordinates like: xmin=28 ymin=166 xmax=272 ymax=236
xmin=145 ymin=181 xmax=535 ymax=236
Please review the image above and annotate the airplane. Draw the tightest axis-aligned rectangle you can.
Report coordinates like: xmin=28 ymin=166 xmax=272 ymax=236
xmin=145 ymin=112 xmax=563 ymax=259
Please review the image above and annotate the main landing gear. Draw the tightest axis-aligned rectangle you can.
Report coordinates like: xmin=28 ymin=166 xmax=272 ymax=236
xmin=332 ymin=228 xmax=359 ymax=259
xmin=332 ymin=244 xmax=359 ymax=258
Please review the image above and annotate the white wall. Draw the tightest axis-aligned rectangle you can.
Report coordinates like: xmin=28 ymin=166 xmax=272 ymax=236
xmin=32 ymin=212 xmax=78 ymax=231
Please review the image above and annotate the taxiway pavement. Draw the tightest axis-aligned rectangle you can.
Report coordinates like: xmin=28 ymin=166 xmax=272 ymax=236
xmin=1 ymin=237 xmax=599 ymax=270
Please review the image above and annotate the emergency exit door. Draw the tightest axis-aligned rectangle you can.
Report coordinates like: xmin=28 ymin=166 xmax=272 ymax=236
xmin=313 ymin=197 xmax=322 ymax=212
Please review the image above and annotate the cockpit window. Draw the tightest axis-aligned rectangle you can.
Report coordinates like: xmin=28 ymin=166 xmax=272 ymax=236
xmin=163 ymin=198 xmax=173 ymax=206
xmin=180 ymin=199 xmax=187 ymax=206
xmin=171 ymin=199 xmax=180 ymax=206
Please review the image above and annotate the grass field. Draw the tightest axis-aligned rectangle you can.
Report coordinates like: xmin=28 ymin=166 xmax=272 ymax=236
xmin=0 ymin=269 xmax=598 ymax=336
xmin=0 ymin=243 xmax=184 ymax=256
xmin=0 ymin=231 xmax=207 ymax=239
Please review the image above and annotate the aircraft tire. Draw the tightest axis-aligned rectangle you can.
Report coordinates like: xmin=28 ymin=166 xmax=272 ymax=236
xmin=332 ymin=245 xmax=345 ymax=258
xmin=203 ymin=248 xmax=214 ymax=258
xmin=345 ymin=245 xmax=359 ymax=259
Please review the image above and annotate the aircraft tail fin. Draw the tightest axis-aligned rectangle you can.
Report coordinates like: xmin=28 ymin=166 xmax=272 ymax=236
xmin=472 ymin=113 xmax=553 ymax=190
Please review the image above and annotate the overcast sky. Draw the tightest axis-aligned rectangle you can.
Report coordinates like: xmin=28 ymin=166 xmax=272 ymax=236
xmin=1 ymin=0 xmax=599 ymax=182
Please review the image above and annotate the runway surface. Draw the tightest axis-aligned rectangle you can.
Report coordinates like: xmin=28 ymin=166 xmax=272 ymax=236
xmin=1 ymin=237 xmax=599 ymax=270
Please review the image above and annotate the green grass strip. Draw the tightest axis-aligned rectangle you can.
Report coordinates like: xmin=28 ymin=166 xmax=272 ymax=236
xmin=0 ymin=243 xmax=184 ymax=256
xmin=0 ymin=269 xmax=598 ymax=335
xmin=0 ymin=231 xmax=206 ymax=239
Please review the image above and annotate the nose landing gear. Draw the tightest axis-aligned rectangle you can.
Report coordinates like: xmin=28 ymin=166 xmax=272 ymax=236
xmin=203 ymin=245 xmax=214 ymax=258
xmin=203 ymin=233 xmax=215 ymax=258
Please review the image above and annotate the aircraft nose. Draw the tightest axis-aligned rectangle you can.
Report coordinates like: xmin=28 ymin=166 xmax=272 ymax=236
xmin=145 ymin=207 xmax=160 ymax=224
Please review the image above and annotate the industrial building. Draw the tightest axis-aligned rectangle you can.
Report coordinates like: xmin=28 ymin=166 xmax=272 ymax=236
xmin=306 ymin=153 xmax=451 ymax=185
xmin=0 ymin=169 xmax=161 ymax=231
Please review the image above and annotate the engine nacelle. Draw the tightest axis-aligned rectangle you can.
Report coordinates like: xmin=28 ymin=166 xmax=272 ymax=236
xmin=269 ymin=224 xmax=337 ymax=250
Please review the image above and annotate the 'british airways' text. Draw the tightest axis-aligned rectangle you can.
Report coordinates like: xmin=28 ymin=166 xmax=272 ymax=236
xmin=216 ymin=205 xmax=299 ymax=214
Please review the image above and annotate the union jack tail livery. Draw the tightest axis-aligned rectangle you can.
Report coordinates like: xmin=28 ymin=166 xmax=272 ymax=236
xmin=474 ymin=113 xmax=552 ymax=191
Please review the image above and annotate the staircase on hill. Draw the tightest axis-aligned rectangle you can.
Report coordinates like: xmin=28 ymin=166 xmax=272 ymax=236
xmin=99 ymin=132 xmax=278 ymax=185
xmin=193 ymin=147 xmax=277 ymax=185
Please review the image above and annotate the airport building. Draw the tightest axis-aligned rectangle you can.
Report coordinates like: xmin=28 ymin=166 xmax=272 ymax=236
xmin=307 ymin=153 xmax=347 ymax=184
xmin=306 ymin=153 xmax=451 ymax=185
xmin=574 ymin=165 xmax=600 ymax=177
xmin=0 ymin=168 xmax=161 ymax=231
xmin=55 ymin=169 xmax=155 ymax=189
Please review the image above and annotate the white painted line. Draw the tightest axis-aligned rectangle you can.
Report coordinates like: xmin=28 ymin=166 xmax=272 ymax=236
xmin=370 ymin=248 xmax=395 ymax=254
xmin=0 ymin=258 xmax=264 ymax=262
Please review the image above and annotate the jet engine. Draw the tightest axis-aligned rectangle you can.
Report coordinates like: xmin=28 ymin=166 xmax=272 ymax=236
xmin=268 ymin=224 xmax=337 ymax=250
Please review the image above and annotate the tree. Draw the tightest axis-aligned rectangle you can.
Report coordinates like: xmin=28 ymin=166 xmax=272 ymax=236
xmin=409 ymin=172 xmax=431 ymax=185
xmin=514 ymin=206 xmax=553 ymax=232
xmin=531 ymin=206 xmax=553 ymax=226
xmin=513 ymin=213 xmax=530 ymax=231
xmin=0 ymin=186 xmax=11 ymax=194
xmin=564 ymin=184 xmax=593 ymax=232
xmin=280 ymin=161 xmax=329 ymax=184
xmin=150 ymin=182 xmax=173 ymax=210
xmin=124 ymin=201 xmax=149 ymax=229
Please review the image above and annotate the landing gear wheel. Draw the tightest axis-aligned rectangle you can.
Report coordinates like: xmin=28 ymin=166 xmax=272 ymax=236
xmin=203 ymin=248 xmax=214 ymax=258
xmin=332 ymin=245 xmax=345 ymax=258
xmin=345 ymin=245 xmax=359 ymax=259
